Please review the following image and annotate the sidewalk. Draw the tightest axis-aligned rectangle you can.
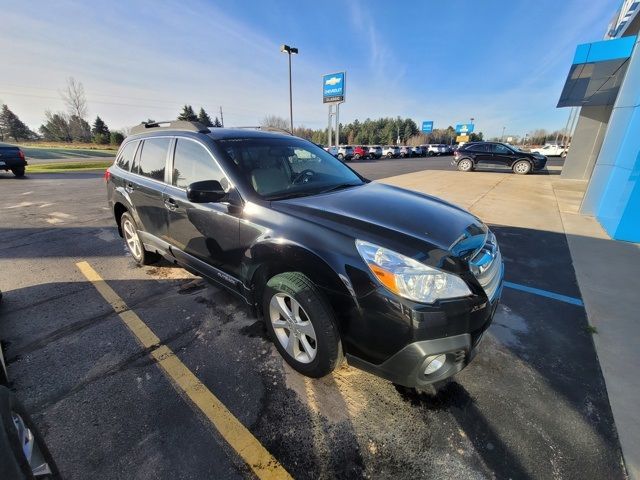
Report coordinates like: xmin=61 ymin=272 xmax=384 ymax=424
xmin=381 ymin=169 xmax=640 ymax=480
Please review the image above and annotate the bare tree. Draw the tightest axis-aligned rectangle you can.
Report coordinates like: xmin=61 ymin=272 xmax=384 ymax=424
xmin=261 ymin=115 xmax=289 ymax=130
xmin=61 ymin=77 xmax=88 ymax=120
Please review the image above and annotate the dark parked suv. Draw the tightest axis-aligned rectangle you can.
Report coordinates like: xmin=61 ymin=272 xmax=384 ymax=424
xmin=452 ymin=141 xmax=547 ymax=174
xmin=106 ymin=121 xmax=504 ymax=389
xmin=0 ymin=143 xmax=27 ymax=177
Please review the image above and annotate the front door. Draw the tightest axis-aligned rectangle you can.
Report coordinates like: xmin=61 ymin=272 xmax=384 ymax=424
xmin=490 ymin=143 xmax=516 ymax=167
xmin=163 ymin=137 xmax=242 ymax=285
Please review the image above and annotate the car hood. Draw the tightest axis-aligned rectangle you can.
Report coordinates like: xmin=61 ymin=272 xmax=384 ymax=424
xmin=272 ymin=182 xmax=487 ymax=261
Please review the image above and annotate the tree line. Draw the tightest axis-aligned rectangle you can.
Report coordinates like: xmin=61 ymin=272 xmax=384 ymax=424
xmin=263 ymin=115 xmax=483 ymax=146
xmin=0 ymin=78 xmax=223 ymax=147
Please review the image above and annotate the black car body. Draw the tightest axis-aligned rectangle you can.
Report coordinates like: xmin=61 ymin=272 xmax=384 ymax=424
xmin=0 ymin=144 xmax=27 ymax=177
xmin=452 ymin=141 xmax=547 ymax=174
xmin=106 ymin=121 xmax=504 ymax=389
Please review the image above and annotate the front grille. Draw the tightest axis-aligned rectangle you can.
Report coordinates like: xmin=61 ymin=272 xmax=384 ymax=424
xmin=469 ymin=231 xmax=503 ymax=300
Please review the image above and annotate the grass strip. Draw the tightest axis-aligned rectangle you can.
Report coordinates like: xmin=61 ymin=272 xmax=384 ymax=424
xmin=27 ymin=161 xmax=113 ymax=173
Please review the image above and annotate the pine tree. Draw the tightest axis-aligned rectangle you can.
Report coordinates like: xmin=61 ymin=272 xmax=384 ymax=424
xmin=0 ymin=104 xmax=34 ymax=142
xmin=212 ymin=116 xmax=222 ymax=128
xmin=178 ymin=105 xmax=197 ymax=121
xmin=197 ymin=108 xmax=213 ymax=127
xmin=91 ymin=116 xmax=110 ymax=144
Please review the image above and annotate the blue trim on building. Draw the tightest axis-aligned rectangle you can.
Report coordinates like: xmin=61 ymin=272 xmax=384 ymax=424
xmin=572 ymin=36 xmax=637 ymax=65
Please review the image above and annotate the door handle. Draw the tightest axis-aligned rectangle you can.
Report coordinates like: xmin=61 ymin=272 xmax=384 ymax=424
xmin=125 ymin=182 xmax=135 ymax=193
xmin=164 ymin=197 xmax=178 ymax=211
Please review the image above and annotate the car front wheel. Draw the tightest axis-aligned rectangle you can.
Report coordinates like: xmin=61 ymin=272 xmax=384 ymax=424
xmin=263 ymin=272 xmax=342 ymax=378
xmin=457 ymin=158 xmax=473 ymax=172
xmin=513 ymin=159 xmax=532 ymax=175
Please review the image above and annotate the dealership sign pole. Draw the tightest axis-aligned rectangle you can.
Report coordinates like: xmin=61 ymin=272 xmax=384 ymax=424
xmin=323 ymin=72 xmax=346 ymax=148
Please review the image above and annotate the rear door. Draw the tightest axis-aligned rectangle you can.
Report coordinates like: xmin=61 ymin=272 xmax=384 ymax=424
xmin=163 ymin=137 xmax=242 ymax=283
xmin=468 ymin=143 xmax=492 ymax=165
xmin=129 ymin=137 xmax=171 ymax=242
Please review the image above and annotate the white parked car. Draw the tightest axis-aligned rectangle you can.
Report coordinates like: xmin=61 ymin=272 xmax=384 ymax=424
xmin=367 ymin=145 xmax=383 ymax=159
xmin=324 ymin=146 xmax=338 ymax=157
xmin=382 ymin=145 xmax=400 ymax=158
xmin=411 ymin=146 xmax=424 ymax=157
xmin=336 ymin=145 xmax=354 ymax=161
xmin=424 ymin=144 xmax=445 ymax=156
xmin=529 ymin=144 xmax=567 ymax=157
xmin=399 ymin=146 xmax=412 ymax=158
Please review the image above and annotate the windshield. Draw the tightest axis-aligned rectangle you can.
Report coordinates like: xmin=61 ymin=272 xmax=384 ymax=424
xmin=216 ymin=136 xmax=365 ymax=200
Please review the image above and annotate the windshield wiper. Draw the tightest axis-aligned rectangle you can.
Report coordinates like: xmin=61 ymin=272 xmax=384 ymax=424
xmin=319 ymin=183 xmax=362 ymax=194
xmin=266 ymin=191 xmax=316 ymax=201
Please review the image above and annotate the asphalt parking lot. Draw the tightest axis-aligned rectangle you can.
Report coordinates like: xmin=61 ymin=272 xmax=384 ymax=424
xmin=0 ymin=160 xmax=625 ymax=479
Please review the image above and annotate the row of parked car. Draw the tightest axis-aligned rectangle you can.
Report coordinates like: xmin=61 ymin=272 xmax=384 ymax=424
xmin=321 ymin=144 xmax=455 ymax=161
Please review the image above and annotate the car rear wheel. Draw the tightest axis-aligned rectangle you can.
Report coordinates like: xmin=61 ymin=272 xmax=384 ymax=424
xmin=263 ymin=272 xmax=342 ymax=378
xmin=513 ymin=159 xmax=532 ymax=175
xmin=11 ymin=167 xmax=24 ymax=178
xmin=457 ymin=158 xmax=473 ymax=172
xmin=337 ymin=153 xmax=344 ymax=161
xmin=386 ymin=153 xmax=393 ymax=158
xmin=354 ymin=154 xmax=360 ymax=160
xmin=120 ymin=212 xmax=160 ymax=265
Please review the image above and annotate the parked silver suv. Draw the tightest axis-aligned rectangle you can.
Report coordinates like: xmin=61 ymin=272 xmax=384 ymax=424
xmin=382 ymin=145 xmax=400 ymax=158
xmin=337 ymin=145 xmax=354 ymax=161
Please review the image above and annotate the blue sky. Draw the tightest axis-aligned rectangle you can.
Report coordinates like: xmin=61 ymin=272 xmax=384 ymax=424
xmin=0 ymin=0 xmax=617 ymax=138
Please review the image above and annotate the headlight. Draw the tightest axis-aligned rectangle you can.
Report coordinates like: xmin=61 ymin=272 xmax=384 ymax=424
xmin=355 ymin=240 xmax=471 ymax=303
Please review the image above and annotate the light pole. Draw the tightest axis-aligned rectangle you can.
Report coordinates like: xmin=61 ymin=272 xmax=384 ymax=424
xmin=501 ymin=126 xmax=506 ymax=142
xmin=280 ymin=44 xmax=298 ymax=133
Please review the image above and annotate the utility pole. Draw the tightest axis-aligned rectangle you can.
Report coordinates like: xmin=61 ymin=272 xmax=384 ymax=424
xmin=219 ymin=106 xmax=224 ymax=128
xmin=501 ymin=126 xmax=506 ymax=142
xmin=280 ymin=44 xmax=298 ymax=134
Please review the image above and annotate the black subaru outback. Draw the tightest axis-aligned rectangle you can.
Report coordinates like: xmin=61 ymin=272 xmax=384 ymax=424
xmin=106 ymin=121 xmax=503 ymax=389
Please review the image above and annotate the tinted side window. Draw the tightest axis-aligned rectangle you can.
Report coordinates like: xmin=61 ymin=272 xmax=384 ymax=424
xmin=172 ymin=139 xmax=228 ymax=190
xmin=491 ymin=144 xmax=512 ymax=154
xmin=467 ymin=144 xmax=486 ymax=152
xmin=116 ymin=141 xmax=138 ymax=171
xmin=138 ymin=138 xmax=170 ymax=181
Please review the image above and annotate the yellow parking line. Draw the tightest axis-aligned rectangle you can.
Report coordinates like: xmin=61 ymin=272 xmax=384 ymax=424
xmin=75 ymin=261 xmax=292 ymax=480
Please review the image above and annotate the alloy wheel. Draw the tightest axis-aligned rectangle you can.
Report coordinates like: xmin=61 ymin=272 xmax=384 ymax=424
xmin=269 ymin=293 xmax=318 ymax=363
xmin=122 ymin=218 xmax=142 ymax=260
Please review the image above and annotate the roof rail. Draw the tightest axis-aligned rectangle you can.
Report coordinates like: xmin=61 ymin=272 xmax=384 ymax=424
xmin=232 ymin=126 xmax=294 ymax=136
xmin=130 ymin=120 xmax=210 ymax=135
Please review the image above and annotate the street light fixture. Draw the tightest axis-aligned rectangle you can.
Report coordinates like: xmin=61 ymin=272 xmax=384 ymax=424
xmin=280 ymin=44 xmax=298 ymax=133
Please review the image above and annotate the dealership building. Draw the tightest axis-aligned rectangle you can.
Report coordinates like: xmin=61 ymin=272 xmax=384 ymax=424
xmin=558 ymin=0 xmax=640 ymax=242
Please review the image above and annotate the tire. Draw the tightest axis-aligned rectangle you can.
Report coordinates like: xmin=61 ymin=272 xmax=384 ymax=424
xmin=263 ymin=272 xmax=342 ymax=378
xmin=120 ymin=212 xmax=160 ymax=265
xmin=0 ymin=386 xmax=61 ymax=479
xmin=11 ymin=167 xmax=25 ymax=178
xmin=354 ymin=154 xmax=360 ymax=160
xmin=337 ymin=153 xmax=344 ymax=161
xmin=512 ymin=159 xmax=532 ymax=175
xmin=561 ymin=151 xmax=567 ymax=159
xmin=457 ymin=158 xmax=473 ymax=172
xmin=386 ymin=153 xmax=393 ymax=158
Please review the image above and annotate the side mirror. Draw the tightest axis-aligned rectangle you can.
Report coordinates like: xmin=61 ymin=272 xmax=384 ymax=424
xmin=186 ymin=180 xmax=226 ymax=203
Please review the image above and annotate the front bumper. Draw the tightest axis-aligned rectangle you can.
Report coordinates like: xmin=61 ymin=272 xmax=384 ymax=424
xmin=347 ymin=330 xmax=488 ymax=389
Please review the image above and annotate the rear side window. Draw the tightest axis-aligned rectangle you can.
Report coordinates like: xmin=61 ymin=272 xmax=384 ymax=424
xmin=469 ymin=144 xmax=488 ymax=152
xmin=137 ymin=138 xmax=170 ymax=182
xmin=116 ymin=141 xmax=138 ymax=171
xmin=172 ymin=139 xmax=228 ymax=190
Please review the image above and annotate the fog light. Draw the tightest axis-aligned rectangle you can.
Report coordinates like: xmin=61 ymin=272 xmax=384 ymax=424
xmin=424 ymin=354 xmax=447 ymax=375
